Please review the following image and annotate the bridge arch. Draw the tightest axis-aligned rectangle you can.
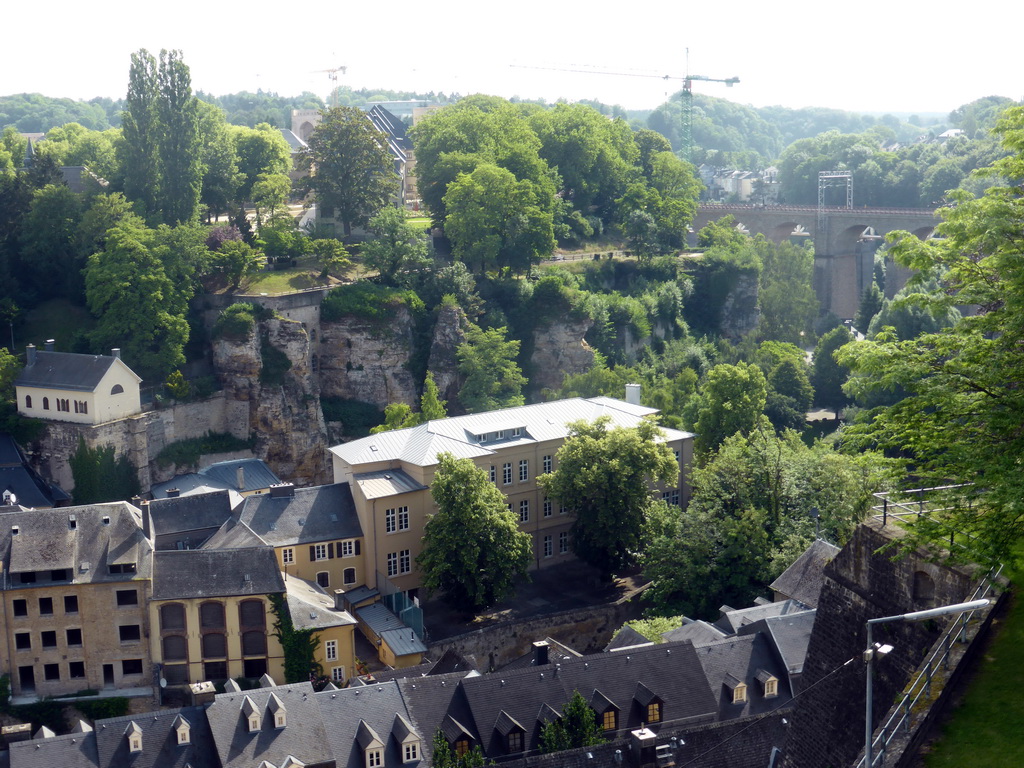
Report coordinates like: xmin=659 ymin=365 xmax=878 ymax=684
xmin=768 ymin=222 xmax=802 ymax=243
xmin=911 ymin=225 xmax=937 ymax=241
xmin=834 ymin=223 xmax=878 ymax=255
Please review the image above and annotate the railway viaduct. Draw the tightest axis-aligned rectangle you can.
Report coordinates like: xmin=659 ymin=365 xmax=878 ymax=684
xmin=692 ymin=204 xmax=941 ymax=318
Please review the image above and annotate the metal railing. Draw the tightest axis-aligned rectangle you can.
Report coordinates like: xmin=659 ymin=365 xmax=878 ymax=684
xmin=857 ymin=567 xmax=1002 ymax=768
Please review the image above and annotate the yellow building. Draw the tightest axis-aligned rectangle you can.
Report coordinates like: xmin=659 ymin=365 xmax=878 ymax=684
xmin=15 ymin=343 xmax=142 ymax=425
xmin=330 ymin=396 xmax=694 ymax=600
xmin=148 ymin=548 xmax=286 ymax=686
xmin=0 ymin=503 xmax=153 ymax=698
xmin=283 ymin=574 xmax=358 ymax=685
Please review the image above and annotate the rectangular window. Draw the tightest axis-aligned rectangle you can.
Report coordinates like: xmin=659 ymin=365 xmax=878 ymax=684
xmin=41 ymin=630 xmax=57 ymax=648
xmin=544 ymin=535 xmax=553 ymax=558
xmin=387 ymin=552 xmax=398 ymax=578
xmin=119 ymin=625 xmax=141 ymax=643
xmin=368 ymin=749 xmax=383 ymax=768
xmin=661 ymin=490 xmax=680 ymax=507
xmin=495 ymin=430 xmax=504 ymax=440
xmin=398 ymin=507 xmax=409 ymax=530
xmin=385 ymin=507 xmax=396 ymax=533
xmin=543 ymin=499 xmax=552 ymax=517
xmin=44 ymin=663 xmax=60 ymax=681
xmin=542 ymin=455 xmax=552 ymax=474
xmin=508 ymin=732 xmax=523 ymax=752
xmin=122 ymin=659 xmax=143 ymax=676
xmin=116 ymin=590 xmax=138 ymax=606
xmin=15 ymin=632 xmax=30 ymax=650
xmin=405 ymin=742 xmax=420 ymax=761
xmin=559 ymin=504 xmax=567 ymax=515
xmin=513 ymin=427 xmax=522 ymax=437
xmin=13 ymin=599 xmax=27 ymax=617
xmin=38 ymin=597 xmax=53 ymax=615
xmin=489 ymin=465 xmax=496 ymax=483
xmin=314 ymin=543 xmax=328 ymax=561
xmin=69 ymin=661 xmax=85 ymax=679
xmin=282 ymin=548 xmax=294 ymax=565
xmin=340 ymin=540 xmax=355 ymax=557
xmin=559 ymin=531 xmax=569 ymax=554
xmin=502 ymin=463 xmax=512 ymax=485
xmin=602 ymin=710 xmax=617 ymax=731
xmin=332 ymin=666 xmax=346 ymax=682
xmin=64 ymin=595 xmax=78 ymax=614
xmin=20 ymin=571 xmax=36 ymax=584
xmin=400 ymin=549 xmax=411 ymax=574
xmin=519 ymin=499 xmax=530 ymax=523
xmin=519 ymin=460 xmax=529 ymax=481
xmin=326 ymin=640 xmax=338 ymax=661
xmin=387 ymin=506 xmax=410 ymax=533
xmin=66 ymin=628 xmax=82 ymax=646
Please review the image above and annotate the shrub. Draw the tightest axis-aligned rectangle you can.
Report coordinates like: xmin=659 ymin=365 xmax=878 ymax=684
xmin=259 ymin=336 xmax=292 ymax=386
xmin=155 ymin=432 xmax=252 ymax=469
xmin=320 ymin=282 xmax=424 ymax=323
xmin=213 ymin=303 xmax=257 ymax=341
xmin=74 ymin=697 xmax=129 ymax=721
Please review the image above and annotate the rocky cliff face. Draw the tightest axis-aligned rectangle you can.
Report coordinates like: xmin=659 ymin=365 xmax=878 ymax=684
xmin=529 ymin=315 xmax=595 ymax=394
xmin=318 ymin=306 xmax=419 ymax=409
xmin=720 ymin=272 xmax=761 ymax=340
xmin=426 ymin=303 xmax=468 ymax=409
xmin=213 ymin=317 xmax=330 ymax=486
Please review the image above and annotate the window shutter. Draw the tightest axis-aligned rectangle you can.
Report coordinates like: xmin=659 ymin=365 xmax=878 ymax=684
xmin=309 ymin=545 xmax=316 ymax=561
xmin=355 ymin=540 xmax=361 ymax=555
xmin=328 ymin=542 xmax=335 ymax=559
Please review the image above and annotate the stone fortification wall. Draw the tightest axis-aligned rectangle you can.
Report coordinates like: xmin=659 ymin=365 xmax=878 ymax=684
xmin=781 ymin=521 xmax=985 ymax=768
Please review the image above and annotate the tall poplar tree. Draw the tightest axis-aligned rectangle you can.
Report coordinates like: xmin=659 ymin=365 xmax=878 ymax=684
xmin=157 ymin=49 xmax=202 ymax=224
xmin=119 ymin=49 xmax=160 ymax=221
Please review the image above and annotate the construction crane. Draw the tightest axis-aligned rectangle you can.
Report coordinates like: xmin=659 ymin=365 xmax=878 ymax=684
xmin=311 ymin=65 xmax=347 ymax=107
xmin=510 ymin=53 xmax=739 ymax=162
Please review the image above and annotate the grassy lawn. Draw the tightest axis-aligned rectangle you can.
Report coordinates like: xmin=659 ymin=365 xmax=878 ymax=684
xmin=922 ymin=569 xmax=1023 ymax=766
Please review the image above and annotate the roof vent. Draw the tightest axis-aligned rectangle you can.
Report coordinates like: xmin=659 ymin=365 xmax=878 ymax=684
xmin=102 ymin=516 xmax=110 ymax=525
xmin=68 ymin=515 xmax=77 ymax=530
xmin=11 ymin=525 xmax=19 ymax=535
xmin=244 ymin=574 xmax=251 ymax=582
xmin=80 ymin=561 xmax=90 ymax=572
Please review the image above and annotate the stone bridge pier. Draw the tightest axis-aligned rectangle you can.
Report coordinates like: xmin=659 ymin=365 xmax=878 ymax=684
xmin=692 ymin=204 xmax=940 ymax=318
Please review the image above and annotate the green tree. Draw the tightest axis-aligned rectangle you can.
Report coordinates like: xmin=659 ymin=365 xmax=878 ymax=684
xmin=18 ymin=183 xmax=84 ymax=302
xmin=540 ymin=691 xmax=605 ymax=753
xmin=757 ymin=240 xmax=817 ymax=343
xmin=418 ymin=453 xmax=532 ymax=609
xmin=231 ymin=123 xmax=292 ymax=202
xmin=371 ymin=372 xmax=448 ymax=434
xmin=538 ymin=416 xmax=677 ymax=579
xmin=196 ymin=100 xmax=242 ymax=222
xmin=118 ymin=49 xmax=161 ymax=220
xmin=156 ymin=49 xmax=202 ymax=224
xmin=854 ymin=282 xmax=884 ymax=334
xmin=84 ymin=222 xmax=188 ymax=381
xmin=838 ymin=106 xmax=1024 ymax=566
xmin=431 ymin=729 xmax=491 ymax=768
xmin=213 ymin=240 xmax=265 ymax=287
xmin=69 ymin=437 xmax=140 ymax=504
xmin=811 ymin=325 xmax=853 ymax=417
xmin=690 ymin=362 xmax=768 ymax=458
xmin=300 ymin=107 xmax=398 ymax=237
xmin=362 ymin=206 xmax=431 ymax=286
xmin=456 ymin=325 xmax=526 ymax=413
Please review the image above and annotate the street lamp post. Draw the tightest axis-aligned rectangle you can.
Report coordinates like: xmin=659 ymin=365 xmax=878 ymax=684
xmin=863 ymin=598 xmax=990 ymax=767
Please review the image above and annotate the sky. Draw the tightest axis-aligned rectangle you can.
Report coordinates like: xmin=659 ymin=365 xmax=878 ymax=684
xmin=4 ymin=1 xmax=1022 ymax=116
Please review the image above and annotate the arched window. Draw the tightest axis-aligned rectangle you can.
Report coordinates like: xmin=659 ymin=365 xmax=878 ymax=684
xmin=42 ymin=397 xmax=49 ymax=410
xmin=317 ymin=571 xmax=330 ymax=588
xmin=343 ymin=567 xmax=357 ymax=585
xmin=163 ymin=635 xmax=188 ymax=661
xmin=24 ymin=395 xmax=31 ymax=409
xmin=242 ymin=631 xmax=266 ymax=656
xmin=239 ymin=600 xmax=265 ymax=629
xmin=111 ymin=384 xmax=124 ymax=395
xmin=202 ymin=633 xmax=227 ymax=658
xmin=200 ymin=601 xmax=225 ymax=629
xmin=913 ymin=571 xmax=936 ymax=606
xmin=160 ymin=603 xmax=185 ymax=631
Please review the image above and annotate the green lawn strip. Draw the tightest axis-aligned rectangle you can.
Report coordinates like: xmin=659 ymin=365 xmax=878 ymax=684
xmin=924 ymin=572 xmax=1024 ymax=766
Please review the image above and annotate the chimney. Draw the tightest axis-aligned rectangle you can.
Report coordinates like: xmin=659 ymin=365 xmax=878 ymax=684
xmin=334 ymin=589 xmax=346 ymax=611
xmin=139 ymin=499 xmax=152 ymax=540
xmin=533 ymin=640 xmax=550 ymax=666
xmin=45 ymin=339 xmax=55 ymax=352
xmin=1 ymin=723 xmax=32 ymax=745
xmin=630 ymin=728 xmax=657 ymax=768
xmin=270 ymin=483 xmax=295 ymax=498
xmin=625 ymin=383 xmax=641 ymax=406
xmin=26 ymin=344 xmax=36 ymax=366
xmin=189 ymin=681 xmax=216 ymax=706
xmin=236 ymin=465 xmax=245 ymax=491
xmin=111 ymin=348 xmax=121 ymax=359
xmin=166 ymin=488 xmax=180 ymax=498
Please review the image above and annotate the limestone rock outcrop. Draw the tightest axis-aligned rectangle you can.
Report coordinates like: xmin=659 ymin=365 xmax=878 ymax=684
xmin=529 ymin=315 xmax=595 ymax=394
xmin=426 ymin=303 xmax=468 ymax=409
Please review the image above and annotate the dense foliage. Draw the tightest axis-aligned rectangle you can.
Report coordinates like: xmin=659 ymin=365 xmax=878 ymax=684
xmin=69 ymin=437 xmax=140 ymax=504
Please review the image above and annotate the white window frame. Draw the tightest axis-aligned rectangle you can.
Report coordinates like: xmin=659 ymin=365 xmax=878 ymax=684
xmin=340 ymin=540 xmax=355 ymax=557
xmin=332 ymin=666 xmax=346 ymax=682
xmin=519 ymin=499 xmax=530 ymax=523
xmin=400 ymin=549 xmax=411 ymax=574
xmin=387 ymin=552 xmax=398 ymax=578
xmin=519 ymin=459 xmax=529 ymax=482
xmin=542 ymin=455 xmax=552 ymax=474
xmin=385 ymin=507 xmax=397 ymax=534
xmin=367 ymin=748 xmax=383 ymax=768
xmin=405 ymin=742 xmax=420 ymax=762
xmin=543 ymin=499 xmax=552 ymax=517
xmin=502 ymin=463 xmax=512 ymax=485
xmin=326 ymin=639 xmax=338 ymax=661
xmin=544 ymin=535 xmax=553 ymax=558
xmin=397 ymin=506 xmax=409 ymax=531
xmin=314 ymin=543 xmax=328 ymax=561
xmin=281 ymin=548 xmax=294 ymax=565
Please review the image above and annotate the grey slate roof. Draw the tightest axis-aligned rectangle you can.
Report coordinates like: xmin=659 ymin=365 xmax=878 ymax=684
xmin=358 ymin=602 xmax=427 ymax=657
xmin=605 ymin=624 xmax=655 ymax=652
xmin=8 ymin=729 xmax=99 ymax=768
xmin=0 ymin=434 xmax=68 ymax=508
xmin=15 ymin=350 xmax=138 ymax=392
xmin=500 ymin=638 xmax=582 ymax=671
xmin=737 ymin=609 xmax=817 ymax=685
xmin=284 ymin=573 xmax=357 ymax=631
xmin=201 ymin=459 xmax=282 ymax=493
xmin=317 ymin=680 xmax=420 ymax=768
xmin=146 ymin=489 xmax=236 ymax=548
xmin=93 ymin=706 xmax=217 ymax=768
xmin=206 ymin=682 xmax=333 ymax=768
xmin=692 ymin=633 xmax=792 ymax=720
xmin=151 ymin=548 xmax=284 ymax=600
xmin=712 ymin=598 xmax=810 ymax=635
xmin=769 ymin=538 xmax=840 ymax=608
xmin=201 ymin=517 xmax=266 ymax=550
xmin=662 ymin=619 xmax=730 ymax=645
xmin=237 ymin=483 xmax=363 ymax=547
xmin=0 ymin=502 xmax=151 ymax=584
xmin=332 ymin=397 xmax=692 ymax=469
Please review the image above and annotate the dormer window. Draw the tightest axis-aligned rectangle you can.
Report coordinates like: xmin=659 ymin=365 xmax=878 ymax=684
xmin=646 ymin=702 xmax=661 ymax=723
xmin=173 ymin=714 xmax=191 ymax=745
xmin=508 ymin=731 xmax=524 ymax=752
xmin=756 ymin=669 xmax=779 ymax=698
xmin=513 ymin=427 xmax=522 ymax=437
xmin=404 ymin=742 xmax=420 ymax=761
xmin=357 ymin=720 xmax=385 ymax=768
xmin=633 ymin=682 xmax=663 ymax=725
xmin=723 ymin=673 xmax=747 ymax=704
xmin=591 ymin=690 xmax=618 ymax=732
xmin=125 ymin=721 xmax=142 ymax=753
xmin=241 ymin=696 xmax=261 ymax=732
xmin=368 ymin=749 xmax=383 ymax=767
xmin=268 ymin=693 xmax=287 ymax=728
xmin=454 ymin=739 xmax=470 ymax=757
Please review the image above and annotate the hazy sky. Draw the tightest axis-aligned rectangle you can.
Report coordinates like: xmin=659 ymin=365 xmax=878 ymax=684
xmin=5 ymin=1 xmax=1021 ymax=116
